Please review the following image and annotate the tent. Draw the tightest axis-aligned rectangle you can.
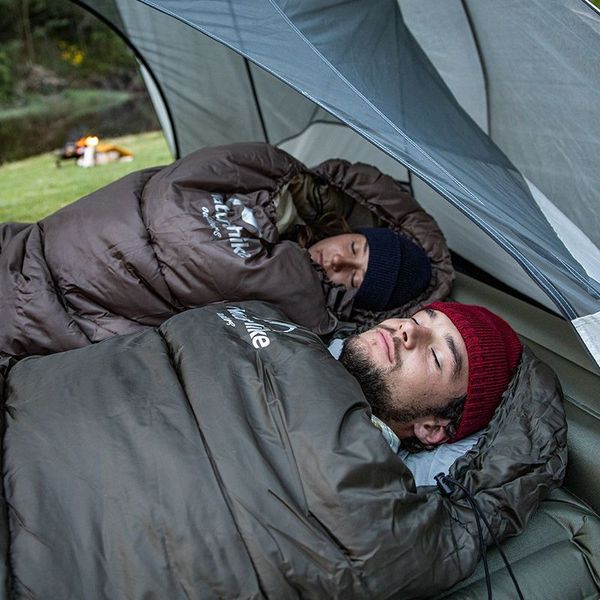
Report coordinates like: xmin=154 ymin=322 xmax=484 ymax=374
xmin=73 ymin=0 xmax=600 ymax=372
xmin=56 ymin=1 xmax=600 ymax=596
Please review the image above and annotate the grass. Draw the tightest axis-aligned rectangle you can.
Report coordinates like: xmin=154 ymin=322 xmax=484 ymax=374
xmin=0 ymin=89 xmax=131 ymax=121
xmin=0 ymin=130 xmax=172 ymax=222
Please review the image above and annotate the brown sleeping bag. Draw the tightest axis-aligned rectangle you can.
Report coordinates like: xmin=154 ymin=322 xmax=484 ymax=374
xmin=0 ymin=142 xmax=453 ymax=357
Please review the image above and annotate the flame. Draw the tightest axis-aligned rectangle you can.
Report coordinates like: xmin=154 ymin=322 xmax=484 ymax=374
xmin=75 ymin=136 xmax=100 ymax=148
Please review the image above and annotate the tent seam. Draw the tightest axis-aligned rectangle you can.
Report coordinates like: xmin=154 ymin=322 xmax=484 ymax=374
xmin=460 ymin=0 xmax=491 ymax=135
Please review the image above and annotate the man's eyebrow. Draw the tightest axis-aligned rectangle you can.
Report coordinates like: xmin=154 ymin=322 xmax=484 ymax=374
xmin=445 ymin=334 xmax=463 ymax=381
xmin=425 ymin=308 xmax=437 ymax=319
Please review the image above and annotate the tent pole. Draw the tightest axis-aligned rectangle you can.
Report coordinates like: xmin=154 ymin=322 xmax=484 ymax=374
xmin=244 ymin=59 xmax=269 ymax=143
xmin=582 ymin=0 xmax=600 ymax=15
xmin=460 ymin=0 xmax=491 ymax=135
xmin=69 ymin=0 xmax=181 ymax=158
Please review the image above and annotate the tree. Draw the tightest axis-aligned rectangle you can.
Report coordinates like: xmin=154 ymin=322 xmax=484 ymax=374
xmin=20 ymin=0 xmax=35 ymax=65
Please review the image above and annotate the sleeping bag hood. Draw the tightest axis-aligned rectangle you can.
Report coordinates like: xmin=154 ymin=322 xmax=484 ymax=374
xmin=0 ymin=142 xmax=452 ymax=358
xmin=0 ymin=301 xmax=566 ymax=598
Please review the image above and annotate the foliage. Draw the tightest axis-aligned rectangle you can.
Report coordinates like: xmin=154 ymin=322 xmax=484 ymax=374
xmin=0 ymin=89 xmax=129 ymax=120
xmin=58 ymin=40 xmax=84 ymax=67
xmin=0 ymin=49 xmax=13 ymax=103
xmin=0 ymin=0 xmax=22 ymax=43
xmin=0 ymin=2 xmax=159 ymax=162
xmin=0 ymin=88 xmax=161 ymax=164
xmin=0 ymin=0 xmax=141 ymax=100
xmin=0 ymin=130 xmax=172 ymax=222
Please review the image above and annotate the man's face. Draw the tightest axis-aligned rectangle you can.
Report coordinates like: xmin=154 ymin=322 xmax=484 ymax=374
xmin=308 ymin=233 xmax=369 ymax=290
xmin=340 ymin=308 xmax=468 ymax=438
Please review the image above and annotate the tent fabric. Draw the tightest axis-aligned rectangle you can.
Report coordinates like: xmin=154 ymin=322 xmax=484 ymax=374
xmin=462 ymin=0 xmax=600 ymax=248
xmin=71 ymin=0 xmax=600 ymax=367
xmin=0 ymin=301 xmax=567 ymax=598
xmin=400 ymin=0 xmax=600 ymax=288
xmin=399 ymin=0 xmax=600 ymax=253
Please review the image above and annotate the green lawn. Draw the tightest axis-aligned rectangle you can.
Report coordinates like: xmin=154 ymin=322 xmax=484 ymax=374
xmin=0 ymin=130 xmax=172 ymax=222
xmin=0 ymin=89 xmax=131 ymax=121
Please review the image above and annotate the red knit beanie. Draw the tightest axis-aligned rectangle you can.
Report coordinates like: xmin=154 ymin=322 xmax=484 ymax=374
xmin=424 ymin=302 xmax=523 ymax=440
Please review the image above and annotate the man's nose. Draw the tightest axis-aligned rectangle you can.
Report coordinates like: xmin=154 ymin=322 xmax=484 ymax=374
xmin=330 ymin=253 xmax=354 ymax=272
xmin=330 ymin=253 xmax=342 ymax=272
xmin=396 ymin=320 xmax=429 ymax=349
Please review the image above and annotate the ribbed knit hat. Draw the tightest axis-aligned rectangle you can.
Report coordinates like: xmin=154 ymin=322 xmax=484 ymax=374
xmin=424 ymin=302 xmax=523 ymax=440
xmin=353 ymin=228 xmax=431 ymax=312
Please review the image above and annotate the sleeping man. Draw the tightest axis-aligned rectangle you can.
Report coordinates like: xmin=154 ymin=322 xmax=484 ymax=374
xmin=0 ymin=299 xmax=564 ymax=598
xmin=337 ymin=302 xmax=523 ymax=456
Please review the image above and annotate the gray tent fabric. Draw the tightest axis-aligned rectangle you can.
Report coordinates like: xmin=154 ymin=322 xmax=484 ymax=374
xmin=464 ymin=0 xmax=600 ymax=248
xmin=71 ymin=0 xmax=600 ymax=367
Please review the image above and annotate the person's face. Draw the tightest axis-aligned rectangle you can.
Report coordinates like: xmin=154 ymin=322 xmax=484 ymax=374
xmin=340 ymin=308 xmax=468 ymax=440
xmin=308 ymin=233 xmax=369 ymax=289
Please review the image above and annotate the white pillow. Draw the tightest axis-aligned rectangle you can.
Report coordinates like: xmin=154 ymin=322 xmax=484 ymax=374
xmin=398 ymin=433 xmax=480 ymax=487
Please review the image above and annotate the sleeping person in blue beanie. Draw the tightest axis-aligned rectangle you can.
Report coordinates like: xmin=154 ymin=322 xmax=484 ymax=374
xmin=307 ymin=227 xmax=432 ymax=312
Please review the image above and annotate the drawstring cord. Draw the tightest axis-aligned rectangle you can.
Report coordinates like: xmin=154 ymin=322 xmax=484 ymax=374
xmin=435 ymin=473 xmax=524 ymax=600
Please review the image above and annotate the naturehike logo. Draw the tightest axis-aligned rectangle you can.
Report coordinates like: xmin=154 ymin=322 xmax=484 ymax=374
xmin=216 ymin=306 xmax=297 ymax=349
xmin=200 ymin=193 xmax=252 ymax=258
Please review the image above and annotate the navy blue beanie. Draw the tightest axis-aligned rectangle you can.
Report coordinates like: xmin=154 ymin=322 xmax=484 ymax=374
xmin=353 ymin=228 xmax=432 ymax=312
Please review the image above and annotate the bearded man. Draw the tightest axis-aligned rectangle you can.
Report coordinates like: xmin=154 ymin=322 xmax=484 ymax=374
xmin=339 ymin=302 xmax=523 ymax=452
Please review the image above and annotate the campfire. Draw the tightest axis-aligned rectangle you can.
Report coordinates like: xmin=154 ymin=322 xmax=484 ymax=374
xmin=55 ymin=135 xmax=134 ymax=167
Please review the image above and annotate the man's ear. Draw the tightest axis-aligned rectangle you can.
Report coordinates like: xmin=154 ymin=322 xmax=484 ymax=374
xmin=413 ymin=419 xmax=450 ymax=446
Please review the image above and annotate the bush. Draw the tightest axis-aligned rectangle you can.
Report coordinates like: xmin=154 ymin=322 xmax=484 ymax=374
xmin=0 ymin=49 xmax=14 ymax=103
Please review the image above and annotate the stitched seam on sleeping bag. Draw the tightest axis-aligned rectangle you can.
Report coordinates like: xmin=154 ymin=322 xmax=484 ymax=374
xmin=266 ymin=399 xmax=310 ymax=513
xmin=36 ymin=222 xmax=92 ymax=343
xmin=0 ymin=369 xmax=15 ymax=598
xmin=261 ymin=363 xmax=367 ymax=588
xmin=156 ymin=328 xmax=269 ymax=598
xmin=137 ymin=177 xmax=183 ymax=311
xmin=36 ymin=214 xmax=160 ymax=341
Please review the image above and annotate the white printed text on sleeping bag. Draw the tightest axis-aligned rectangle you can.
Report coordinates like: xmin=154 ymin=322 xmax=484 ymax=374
xmin=200 ymin=193 xmax=259 ymax=259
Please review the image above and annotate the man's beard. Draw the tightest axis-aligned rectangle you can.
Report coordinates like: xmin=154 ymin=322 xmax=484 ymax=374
xmin=340 ymin=335 xmax=437 ymax=425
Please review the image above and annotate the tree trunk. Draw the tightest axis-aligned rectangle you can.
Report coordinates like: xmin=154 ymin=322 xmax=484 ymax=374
xmin=21 ymin=0 xmax=35 ymax=66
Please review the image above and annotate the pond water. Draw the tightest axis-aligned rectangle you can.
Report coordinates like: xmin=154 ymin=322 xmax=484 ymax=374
xmin=0 ymin=93 xmax=160 ymax=164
